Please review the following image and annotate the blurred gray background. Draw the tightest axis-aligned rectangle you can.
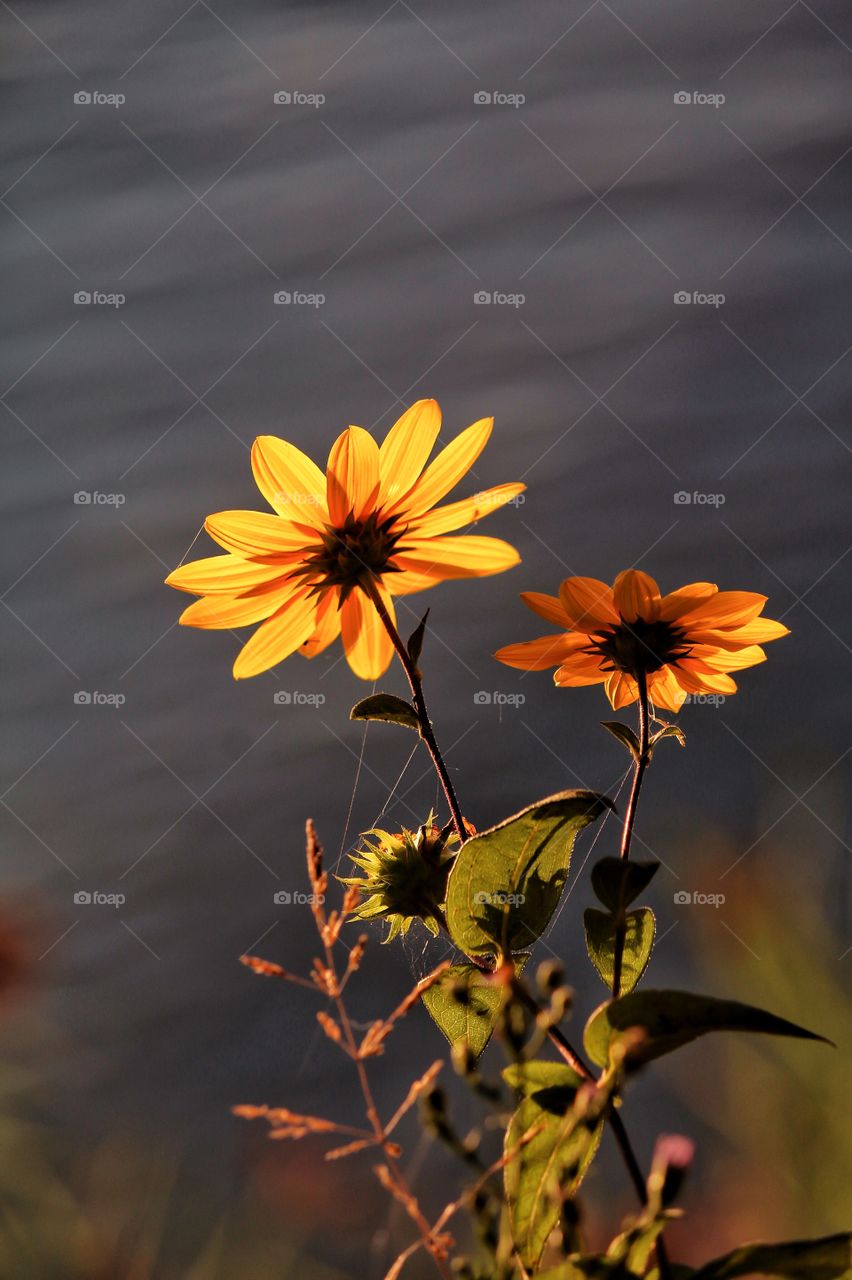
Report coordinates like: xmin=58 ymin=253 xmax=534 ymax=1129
xmin=1 ymin=0 xmax=850 ymax=1274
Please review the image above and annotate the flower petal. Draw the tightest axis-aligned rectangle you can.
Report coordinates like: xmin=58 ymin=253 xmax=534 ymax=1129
xmin=649 ymin=666 xmax=688 ymax=712
xmin=673 ymin=666 xmax=737 ymax=696
xmin=494 ymin=632 xmax=587 ymax=671
xmin=378 ymin=399 xmax=441 ymax=508
xmin=393 ymin=535 xmax=520 ymax=580
xmin=613 ymin=569 xmax=661 ymax=622
xmin=385 ymin=570 xmax=439 ymax=596
xmin=678 ymin=591 xmax=768 ymax=629
xmin=521 ymin=591 xmax=572 ymax=628
xmin=658 ymin=582 xmax=718 ymax=621
xmin=251 ymin=436 xmax=328 ymax=529
xmin=558 ymin=577 xmax=619 ymax=632
xmin=554 ymin=664 xmax=609 ymax=688
xmin=205 ymin=511 xmax=316 ymax=562
xmin=341 ymin=583 xmax=394 ymax=679
xmin=605 ymin=671 xmax=639 ymax=709
xmin=232 ymin=588 xmax=318 ymax=679
xmin=300 ymin=589 xmax=342 ymax=659
xmin=406 ymin=483 xmax=526 ymax=537
xmin=682 ymin=644 xmax=766 ymax=673
xmin=688 ymin=617 xmax=790 ymax=650
xmin=166 ymin=554 xmax=284 ymax=596
xmin=179 ymin=579 xmax=297 ymax=629
xmin=327 ymin=426 xmax=380 ymax=525
xmin=391 ymin=417 xmax=493 ymax=518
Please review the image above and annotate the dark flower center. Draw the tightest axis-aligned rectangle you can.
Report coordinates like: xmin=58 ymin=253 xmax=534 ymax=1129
xmin=296 ymin=511 xmax=406 ymax=599
xmin=589 ymin=617 xmax=690 ymax=678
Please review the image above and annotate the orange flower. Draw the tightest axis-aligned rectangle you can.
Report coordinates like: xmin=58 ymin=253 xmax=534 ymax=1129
xmin=166 ymin=400 xmax=523 ymax=680
xmin=494 ymin=570 xmax=789 ymax=712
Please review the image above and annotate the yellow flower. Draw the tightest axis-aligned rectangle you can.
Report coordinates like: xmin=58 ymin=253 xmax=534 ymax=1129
xmin=166 ymin=400 xmax=523 ymax=680
xmin=494 ymin=569 xmax=789 ymax=712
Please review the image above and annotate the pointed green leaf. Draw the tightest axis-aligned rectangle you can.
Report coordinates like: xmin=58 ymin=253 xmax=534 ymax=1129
xmin=505 ymin=1088 xmax=604 ymax=1268
xmin=591 ymin=857 xmax=660 ymax=912
xmin=421 ymin=957 xmax=528 ymax=1057
xmin=584 ymin=907 xmax=655 ymax=994
xmin=584 ymin=989 xmax=832 ymax=1069
xmin=693 ymin=1233 xmax=852 ymax=1280
xmin=349 ymin=693 xmax=420 ymax=733
xmin=445 ymin=791 xmax=613 ymax=958
xmin=650 ymin=723 xmax=686 ymax=752
xmin=407 ymin=609 xmax=429 ymax=668
xmin=601 ymin=721 xmax=641 ymax=759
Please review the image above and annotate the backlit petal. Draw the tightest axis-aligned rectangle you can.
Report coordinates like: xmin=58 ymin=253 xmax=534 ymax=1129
xmin=205 ymin=510 xmax=316 ymax=562
xmin=673 ymin=666 xmax=737 ymax=695
xmin=327 ymin=426 xmax=381 ymax=525
xmin=554 ymin=664 xmax=609 ymax=688
xmin=678 ymin=591 xmax=768 ymax=629
xmin=406 ymin=483 xmax=526 ymax=537
xmin=179 ymin=579 xmax=298 ymax=629
xmin=682 ymin=644 xmax=766 ymax=673
xmin=605 ymin=671 xmax=639 ymax=709
xmin=300 ymin=589 xmax=342 ymax=659
xmin=378 ymin=399 xmax=441 ymax=508
xmin=658 ymin=582 xmax=718 ymax=621
xmin=392 ymin=417 xmax=493 ymax=518
xmin=393 ymin=535 xmax=520 ymax=580
xmin=385 ymin=570 xmax=439 ymax=596
xmin=494 ymin=633 xmax=587 ymax=671
xmin=251 ymin=436 xmax=328 ymax=529
xmin=233 ymin=589 xmax=319 ymax=679
xmin=341 ymin=583 xmax=394 ymax=679
xmin=166 ymin=554 xmax=284 ymax=596
xmin=613 ymin=569 xmax=661 ymax=622
xmin=521 ymin=591 xmax=572 ymax=628
xmin=649 ymin=666 xmax=688 ymax=712
xmin=688 ymin=617 xmax=789 ymax=650
xmin=558 ymin=577 xmax=619 ymax=632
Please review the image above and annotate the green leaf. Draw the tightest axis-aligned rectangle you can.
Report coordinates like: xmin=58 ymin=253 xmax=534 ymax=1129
xmin=445 ymin=790 xmax=613 ymax=959
xmin=584 ymin=907 xmax=655 ymax=994
xmin=591 ymin=858 xmax=660 ymax=912
xmin=407 ymin=609 xmax=429 ymax=669
xmin=693 ymin=1233 xmax=852 ymax=1280
xmin=584 ymin=989 xmax=832 ymax=1069
xmin=602 ymin=721 xmax=640 ymax=759
xmin=650 ymin=723 xmax=686 ymax=752
xmin=421 ymin=957 xmax=528 ymax=1057
xmin=505 ymin=1085 xmax=604 ymax=1268
xmin=349 ymin=693 xmax=420 ymax=733
xmin=502 ymin=1059 xmax=584 ymax=1097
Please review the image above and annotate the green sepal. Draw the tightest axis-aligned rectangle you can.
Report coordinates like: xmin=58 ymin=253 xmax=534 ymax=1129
xmin=601 ymin=721 xmax=641 ymax=760
xmin=692 ymin=1233 xmax=851 ymax=1280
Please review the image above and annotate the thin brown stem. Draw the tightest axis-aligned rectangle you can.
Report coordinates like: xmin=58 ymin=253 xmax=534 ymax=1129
xmin=361 ymin=579 xmax=466 ymax=842
xmin=611 ymin=670 xmax=651 ymax=999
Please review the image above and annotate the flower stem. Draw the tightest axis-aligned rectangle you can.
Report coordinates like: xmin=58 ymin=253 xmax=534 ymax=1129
xmin=611 ymin=670 xmax=651 ymax=999
xmin=361 ymin=579 xmax=467 ymax=843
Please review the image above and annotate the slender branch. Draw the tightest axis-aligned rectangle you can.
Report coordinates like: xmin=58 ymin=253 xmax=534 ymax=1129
xmin=361 ymin=578 xmax=466 ymax=842
xmin=611 ymin=670 xmax=651 ymax=998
